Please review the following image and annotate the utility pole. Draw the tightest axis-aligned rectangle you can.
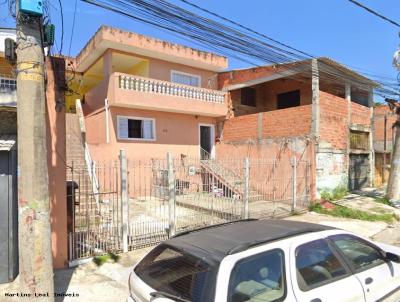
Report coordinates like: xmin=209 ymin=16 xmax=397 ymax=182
xmin=16 ymin=3 xmax=54 ymax=301
xmin=386 ymin=99 xmax=400 ymax=204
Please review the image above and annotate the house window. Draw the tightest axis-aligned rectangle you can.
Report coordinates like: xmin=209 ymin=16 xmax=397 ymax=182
xmin=350 ymin=130 xmax=369 ymax=150
xmin=277 ymin=90 xmax=300 ymax=109
xmin=0 ymin=77 xmax=16 ymax=92
xmin=241 ymin=87 xmax=257 ymax=107
xmin=171 ymin=70 xmax=201 ymax=87
xmin=117 ymin=116 xmax=155 ymax=141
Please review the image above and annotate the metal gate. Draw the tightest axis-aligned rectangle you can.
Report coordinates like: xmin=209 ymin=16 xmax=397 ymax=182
xmin=349 ymin=154 xmax=370 ymax=191
xmin=67 ymin=153 xmax=311 ymax=262
xmin=0 ymin=143 xmax=18 ymax=283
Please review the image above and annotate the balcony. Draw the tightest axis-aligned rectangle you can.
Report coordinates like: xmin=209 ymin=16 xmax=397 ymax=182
xmin=103 ymin=73 xmax=227 ymax=117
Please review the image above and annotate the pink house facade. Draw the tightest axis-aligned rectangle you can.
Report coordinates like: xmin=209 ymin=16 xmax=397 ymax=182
xmin=71 ymin=26 xmax=228 ymax=162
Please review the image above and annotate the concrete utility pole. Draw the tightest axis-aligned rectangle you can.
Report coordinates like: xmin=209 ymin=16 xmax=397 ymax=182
xmin=386 ymin=99 xmax=400 ymax=203
xmin=16 ymin=7 xmax=54 ymax=301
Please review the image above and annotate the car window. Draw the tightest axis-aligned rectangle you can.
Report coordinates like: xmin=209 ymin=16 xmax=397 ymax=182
xmin=329 ymin=234 xmax=385 ymax=271
xmin=134 ymin=244 xmax=216 ymax=302
xmin=295 ymin=239 xmax=348 ymax=291
xmin=228 ymin=249 xmax=286 ymax=302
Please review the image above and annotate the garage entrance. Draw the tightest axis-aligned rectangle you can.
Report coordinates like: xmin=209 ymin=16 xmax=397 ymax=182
xmin=349 ymin=154 xmax=370 ymax=191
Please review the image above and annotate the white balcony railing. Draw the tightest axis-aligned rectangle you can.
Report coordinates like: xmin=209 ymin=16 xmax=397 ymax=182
xmin=0 ymin=75 xmax=17 ymax=106
xmin=119 ymin=74 xmax=226 ymax=104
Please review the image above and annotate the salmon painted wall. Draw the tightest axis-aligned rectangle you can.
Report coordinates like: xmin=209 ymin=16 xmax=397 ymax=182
xmin=45 ymin=57 xmax=68 ymax=268
xmin=86 ymin=106 xmax=218 ymax=162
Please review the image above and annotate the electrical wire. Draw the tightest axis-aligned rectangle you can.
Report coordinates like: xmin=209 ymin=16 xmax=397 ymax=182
xmin=68 ymin=0 xmax=78 ymax=58
xmin=57 ymin=0 xmax=64 ymax=54
xmin=346 ymin=0 xmax=400 ymax=28
xmin=81 ymin=0 xmax=400 ymax=99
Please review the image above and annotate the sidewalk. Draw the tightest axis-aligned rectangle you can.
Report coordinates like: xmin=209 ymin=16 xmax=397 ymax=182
xmin=1 ymin=190 xmax=400 ymax=302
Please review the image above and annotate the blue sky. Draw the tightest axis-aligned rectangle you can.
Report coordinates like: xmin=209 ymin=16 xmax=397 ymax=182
xmin=1 ymin=0 xmax=399 ymax=88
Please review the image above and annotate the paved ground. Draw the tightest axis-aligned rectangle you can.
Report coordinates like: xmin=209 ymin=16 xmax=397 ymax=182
xmin=1 ymin=190 xmax=400 ymax=302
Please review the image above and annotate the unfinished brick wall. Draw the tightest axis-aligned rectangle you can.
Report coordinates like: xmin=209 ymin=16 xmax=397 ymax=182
xmin=222 ymin=105 xmax=312 ymax=142
xmin=373 ymin=105 xmax=396 ymax=145
xmin=351 ymin=101 xmax=370 ymax=125
xmin=229 ymin=78 xmax=312 ymax=117
xmin=319 ymin=91 xmax=349 ymax=150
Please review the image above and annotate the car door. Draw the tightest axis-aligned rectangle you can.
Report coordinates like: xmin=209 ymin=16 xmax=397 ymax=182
xmin=328 ymin=233 xmax=400 ymax=302
xmin=290 ymin=233 xmax=365 ymax=302
xmin=216 ymin=239 xmax=297 ymax=301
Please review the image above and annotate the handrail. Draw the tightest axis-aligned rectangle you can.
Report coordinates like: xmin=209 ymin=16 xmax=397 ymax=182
xmin=75 ymin=99 xmax=100 ymax=208
xmin=118 ymin=74 xmax=226 ymax=104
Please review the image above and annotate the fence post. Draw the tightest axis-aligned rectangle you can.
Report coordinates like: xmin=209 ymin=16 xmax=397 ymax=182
xmin=167 ymin=152 xmax=176 ymax=237
xmin=243 ymin=158 xmax=250 ymax=219
xmin=119 ymin=150 xmax=129 ymax=253
xmin=291 ymin=156 xmax=297 ymax=212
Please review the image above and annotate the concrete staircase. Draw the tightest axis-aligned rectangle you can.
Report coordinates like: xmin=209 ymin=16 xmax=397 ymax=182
xmin=66 ymin=113 xmax=98 ymax=218
xmin=200 ymin=150 xmax=263 ymax=200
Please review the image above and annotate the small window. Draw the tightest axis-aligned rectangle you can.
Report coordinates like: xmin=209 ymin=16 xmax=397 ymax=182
xmin=240 ymin=87 xmax=257 ymax=107
xmin=277 ymin=90 xmax=300 ymax=109
xmin=171 ymin=70 xmax=201 ymax=87
xmin=117 ymin=116 xmax=155 ymax=140
xmin=134 ymin=244 xmax=216 ymax=301
xmin=296 ymin=239 xmax=347 ymax=291
xmin=350 ymin=130 xmax=369 ymax=150
xmin=228 ymin=249 xmax=286 ymax=302
xmin=329 ymin=234 xmax=385 ymax=271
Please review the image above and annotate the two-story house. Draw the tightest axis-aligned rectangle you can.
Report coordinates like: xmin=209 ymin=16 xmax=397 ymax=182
xmin=217 ymin=58 xmax=378 ymax=195
xmin=67 ymin=26 xmax=228 ymax=163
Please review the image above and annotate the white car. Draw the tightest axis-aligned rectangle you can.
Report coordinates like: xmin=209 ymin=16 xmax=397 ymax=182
xmin=128 ymin=219 xmax=400 ymax=302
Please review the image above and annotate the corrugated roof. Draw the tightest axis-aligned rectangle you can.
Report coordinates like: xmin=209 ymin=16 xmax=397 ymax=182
xmin=0 ymin=134 xmax=16 ymax=151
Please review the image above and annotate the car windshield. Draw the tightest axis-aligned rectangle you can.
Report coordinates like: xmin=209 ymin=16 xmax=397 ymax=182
xmin=134 ymin=244 xmax=217 ymax=302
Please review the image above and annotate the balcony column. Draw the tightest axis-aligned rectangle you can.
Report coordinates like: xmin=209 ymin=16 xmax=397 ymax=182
xmin=368 ymin=89 xmax=375 ymax=186
xmin=311 ymin=59 xmax=320 ymax=139
xmin=345 ymin=83 xmax=352 ymax=173
xmin=103 ymin=50 xmax=114 ymax=78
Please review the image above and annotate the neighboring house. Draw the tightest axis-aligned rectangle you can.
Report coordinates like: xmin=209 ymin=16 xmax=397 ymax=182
xmin=0 ymin=28 xmax=68 ymax=271
xmin=217 ymin=58 xmax=378 ymax=195
xmin=67 ymin=26 xmax=228 ymax=162
xmin=373 ymin=104 xmax=396 ymax=186
xmin=68 ymin=26 xmax=378 ymax=198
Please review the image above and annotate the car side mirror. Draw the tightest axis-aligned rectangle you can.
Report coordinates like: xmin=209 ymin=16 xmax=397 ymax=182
xmin=386 ymin=252 xmax=400 ymax=263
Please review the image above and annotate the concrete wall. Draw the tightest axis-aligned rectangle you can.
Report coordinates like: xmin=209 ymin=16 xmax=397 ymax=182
xmin=316 ymin=91 xmax=349 ymax=191
xmin=45 ymin=57 xmax=68 ymax=269
xmin=86 ymin=106 xmax=218 ymax=161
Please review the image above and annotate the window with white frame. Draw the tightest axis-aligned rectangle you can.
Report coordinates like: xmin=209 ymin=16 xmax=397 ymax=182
xmin=117 ymin=116 xmax=155 ymax=140
xmin=171 ymin=70 xmax=201 ymax=87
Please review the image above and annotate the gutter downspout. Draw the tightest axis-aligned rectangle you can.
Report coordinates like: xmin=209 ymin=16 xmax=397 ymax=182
xmin=105 ymin=98 xmax=110 ymax=144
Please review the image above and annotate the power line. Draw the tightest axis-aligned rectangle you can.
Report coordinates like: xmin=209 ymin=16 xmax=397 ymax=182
xmin=57 ymin=0 xmax=64 ymax=54
xmin=346 ymin=0 xmax=400 ymax=28
xmin=68 ymin=0 xmax=78 ymax=57
xmin=81 ymin=0 xmax=399 ymax=98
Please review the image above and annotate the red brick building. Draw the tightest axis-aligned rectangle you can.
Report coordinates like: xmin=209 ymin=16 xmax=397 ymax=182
xmin=217 ymin=57 xmax=377 ymax=196
xmin=373 ymin=104 xmax=396 ymax=186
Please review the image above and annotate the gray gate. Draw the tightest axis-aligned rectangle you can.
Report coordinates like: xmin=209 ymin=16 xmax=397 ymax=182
xmin=68 ymin=153 xmax=311 ymax=262
xmin=0 ymin=143 xmax=18 ymax=283
xmin=349 ymin=154 xmax=370 ymax=191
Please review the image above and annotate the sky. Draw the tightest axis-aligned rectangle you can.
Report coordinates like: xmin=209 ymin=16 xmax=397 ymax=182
xmin=1 ymin=0 xmax=399 ymax=95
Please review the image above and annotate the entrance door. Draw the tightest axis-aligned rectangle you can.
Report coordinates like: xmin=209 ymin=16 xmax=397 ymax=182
xmin=349 ymin=154 xmax=370 ymax=191
xmin=200 ymin=125 xmax=213 ymax=160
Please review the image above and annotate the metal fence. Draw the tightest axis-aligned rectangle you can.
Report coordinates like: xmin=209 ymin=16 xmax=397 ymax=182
xmin=67 ymin=152 xmax=312 ymax=262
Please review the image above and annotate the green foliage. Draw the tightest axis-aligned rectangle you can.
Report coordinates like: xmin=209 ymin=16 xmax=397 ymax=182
xmin=374 ymin=196 xmax=393 ymax=207
xmin=309 ymin=202 xmax=397 ymax=223
xmin=93 ymin=252 xmax=120 ymax=266
xmin=320 ymin=186 xmax=348 ymax=201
